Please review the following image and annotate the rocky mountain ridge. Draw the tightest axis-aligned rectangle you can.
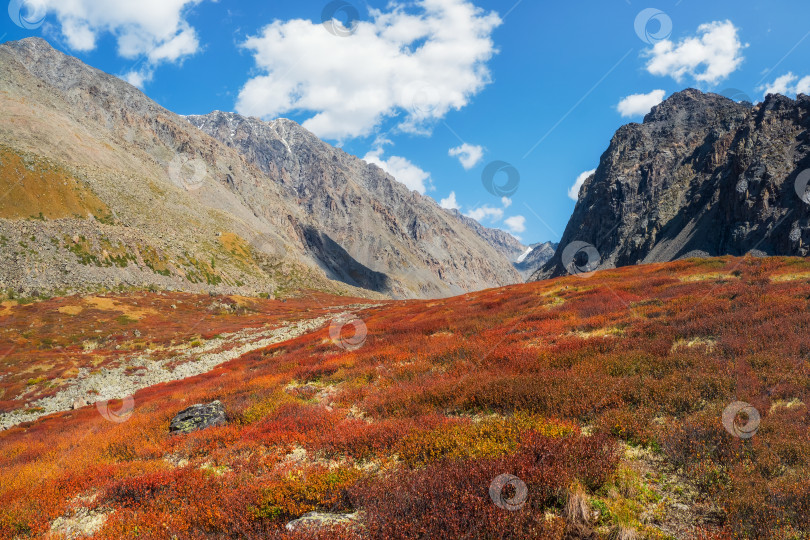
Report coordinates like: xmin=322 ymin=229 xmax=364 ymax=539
xmin=186 ymin=111 xmax=523 ymax=297
xmin=0 ymin=37 xmax=522 ymax=299
xmin=535 ymin=89 xmax=810 ymax=279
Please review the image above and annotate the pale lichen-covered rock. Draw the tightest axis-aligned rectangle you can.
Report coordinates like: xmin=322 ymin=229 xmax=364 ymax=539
xmin=50 ymin=507 xmax=109 ymax=539
xmin=284 ymin=511 xmax=361 ymax=532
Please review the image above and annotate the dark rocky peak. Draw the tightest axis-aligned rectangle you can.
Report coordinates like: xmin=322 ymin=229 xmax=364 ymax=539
xmin=639 ymin=89 xmax=751 ymax=141
xmin=533 ymin=88 xmax=810 ymax=280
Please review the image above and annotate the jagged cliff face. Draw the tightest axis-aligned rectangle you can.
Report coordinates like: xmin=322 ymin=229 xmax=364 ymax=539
xmin=535 ymin=89 xmax=810 ymax=280
xmin=0 ymin=37 xmax=519 ymax=299
xmin=187 ymin=111 xmax=521 ymax=297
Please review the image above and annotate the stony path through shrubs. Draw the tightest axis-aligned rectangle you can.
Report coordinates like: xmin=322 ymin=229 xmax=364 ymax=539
xmin=0 ymin=313 xmax=340 ymax=430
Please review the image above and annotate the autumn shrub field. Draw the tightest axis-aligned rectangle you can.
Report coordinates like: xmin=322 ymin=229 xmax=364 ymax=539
xmin=1 ymin=256 xmax=809 ymax=539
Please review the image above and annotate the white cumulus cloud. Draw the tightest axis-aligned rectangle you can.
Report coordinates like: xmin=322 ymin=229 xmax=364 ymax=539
xmin=644 ymin=20 xmax=746 ymax=85
xmin=440 ymin=191 xmax=460 ymax=210
xmin=759 ymin=73 xmax=810 ymax=97
xmin=236 ymin=0 xmax=501 ymax=140
xmin=568 ymin=169 xmax=596 ymax=201
xmin=448 ymin=143 xmax=484 ymax=170
xmin=363 ymin=147 xmax=432 ymax=194
xmin=504 ymin=215 xmax=526 ymax=234
xmin=34 ymin=0 xmax=204 ymax=87
xmin=617 ymin=89 xmax=666 ymax=117
xmin=465 ymin=205 xmax=503 ymax=223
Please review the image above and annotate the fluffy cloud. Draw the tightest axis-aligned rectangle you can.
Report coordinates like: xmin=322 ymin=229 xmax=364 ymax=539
xmin=644 ymin=21 xmax=746 ymax=85
xmin=504 ymin=215 xmax=526 ymax=234
xmin=236 ymin=0 xmax=501 ymax=140
xmin=465 ymin=205 xmax=503 ymax=222
xmin=363 ymin=147 xmax=432 ymax=194
xmin=448 ymin=143 xmax=484 ymax=170
xmin=760 ymin=73 xmax=810 ymax=97
xmin=617 ymin=89 xmax=666 ymax=117
xmin=456 ymin=194 xmax=524 ymax=239
xmin=34 ymin=0 xmax=204 ymax=87
xmin=440 ymin=191 xmax=460 ymax=210
xmin=568 ymin=169 xmax=596 ymax=201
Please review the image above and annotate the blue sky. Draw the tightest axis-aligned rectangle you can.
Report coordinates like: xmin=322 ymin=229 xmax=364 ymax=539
xmin=3 ymin=0 xmax=810 ymax=245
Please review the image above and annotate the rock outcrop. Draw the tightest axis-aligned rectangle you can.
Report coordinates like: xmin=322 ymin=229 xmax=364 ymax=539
xmin=285 ymin=511 xmax=361 ymax=533
xmin=534 ymin=89 xmax=810 ymax=279
xmin=169 ymin=400 xmax=226 ymax=434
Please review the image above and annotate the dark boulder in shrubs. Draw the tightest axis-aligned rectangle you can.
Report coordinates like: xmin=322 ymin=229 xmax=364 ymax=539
xmin=169 ymin=400 xmax=226 ymax=434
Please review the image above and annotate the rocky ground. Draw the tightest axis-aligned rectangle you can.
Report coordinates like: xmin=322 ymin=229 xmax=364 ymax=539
xmin=0 ymin=305 xmax=376 ymax=430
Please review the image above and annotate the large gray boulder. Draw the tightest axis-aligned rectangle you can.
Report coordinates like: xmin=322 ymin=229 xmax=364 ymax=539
xmin=169 ymin=400 xmax=226 ymax=434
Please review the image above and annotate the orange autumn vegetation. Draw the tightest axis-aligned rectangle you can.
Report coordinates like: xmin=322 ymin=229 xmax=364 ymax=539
xmin=0 ymin=256 xmax=809 ymax=539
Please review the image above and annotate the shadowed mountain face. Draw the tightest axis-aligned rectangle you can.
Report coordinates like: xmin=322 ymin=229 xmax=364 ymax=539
xmin=0 ymin=37 xmax=520 ymax=299
xmin=298 ymin=225 xmax=392 ymax=294
xmin=534 ymin=89 xmax=810 ymax=280
xmin=186 ymin=111 xmax=522 ymax=297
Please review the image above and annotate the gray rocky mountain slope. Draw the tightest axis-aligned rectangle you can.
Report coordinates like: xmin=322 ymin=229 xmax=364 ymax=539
xmin=0 ymin=37 xmax=520 ymax=298
xmin=186 ymin=111 xmax=521 ymax=297
xmin=534 ymin=89 xmax=810 ymax=279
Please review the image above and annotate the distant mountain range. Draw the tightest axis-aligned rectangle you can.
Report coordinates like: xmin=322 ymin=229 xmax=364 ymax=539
xmin=535 ymin=89 xmax=810 ymax=279
xmin=514 ymin=242 xmax=557 ymax=278
xmin=0 ymin=38 xmax=544 ymax=299
xmin=22 ymin=40 xmax=804 ymax=295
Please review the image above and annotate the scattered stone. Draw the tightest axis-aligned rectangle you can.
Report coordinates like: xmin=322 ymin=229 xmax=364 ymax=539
xmin=50 ymin=507 xmax=109 ymax=539
xmin=72 ymin=399 xmax=88 ymax=409
xmin=1 ymin=314 xmax=349 ymax=431
xmin=169 ymin=400 xmax=226 ymax=434
xmin=284 ymin=383 xmax=319 ymax=399
xmin=284 ymin=511 xmax=361 ymax=533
